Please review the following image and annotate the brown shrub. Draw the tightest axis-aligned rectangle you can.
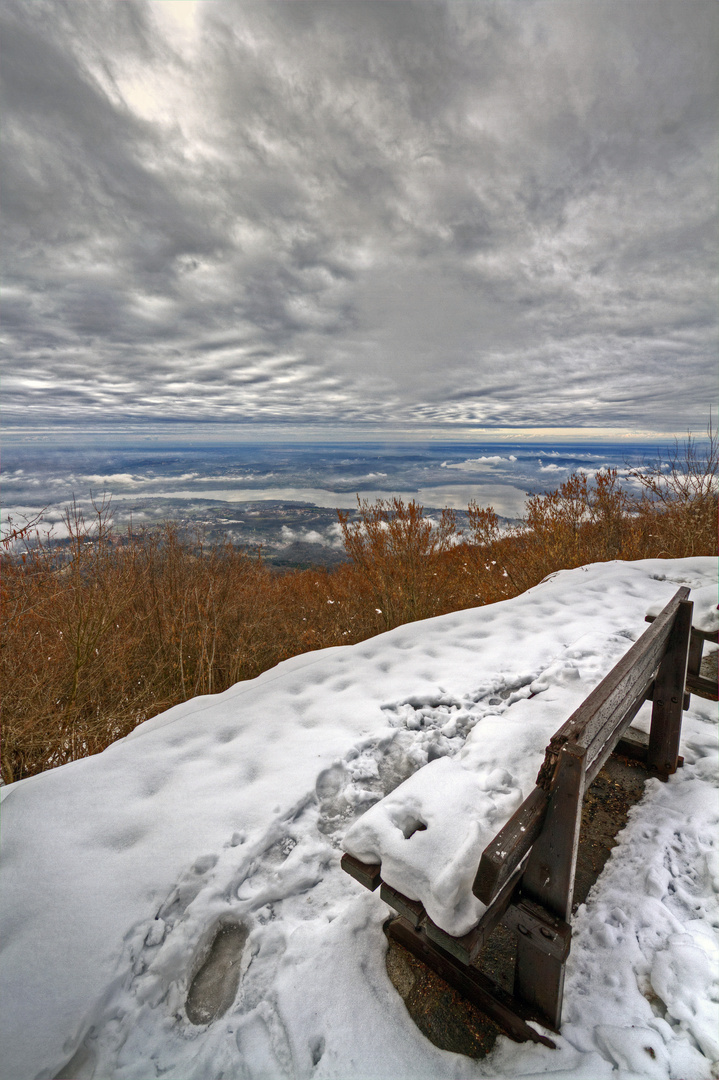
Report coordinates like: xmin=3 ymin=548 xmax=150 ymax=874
xmin=2 ymin=429 xmax=715 ymax=783
xmin=338 ymin=498 xmax=457 ymax=629
xmin=629 ymin=422 xmax=718 ymax=558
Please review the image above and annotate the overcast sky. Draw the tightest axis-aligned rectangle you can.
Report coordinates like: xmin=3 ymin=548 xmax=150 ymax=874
xmin=2 ymin=0 xmax=717 ymax=440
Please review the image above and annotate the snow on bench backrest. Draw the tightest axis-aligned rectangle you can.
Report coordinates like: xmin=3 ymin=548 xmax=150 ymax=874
xmin=473 ymin=586 xmax=691 ymax=905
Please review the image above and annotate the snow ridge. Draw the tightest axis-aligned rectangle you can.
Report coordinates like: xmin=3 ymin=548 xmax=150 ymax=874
xmin=0 ymin=557 xmax=716 ymax=1080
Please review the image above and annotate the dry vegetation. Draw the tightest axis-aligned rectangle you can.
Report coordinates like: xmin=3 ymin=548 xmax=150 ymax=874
xmin=2 ymin=430 xmax=716 ymax=784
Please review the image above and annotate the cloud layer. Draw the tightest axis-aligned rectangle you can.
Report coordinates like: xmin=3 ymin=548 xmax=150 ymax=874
xmin=2 ymin=0 xmax=717 ymax=434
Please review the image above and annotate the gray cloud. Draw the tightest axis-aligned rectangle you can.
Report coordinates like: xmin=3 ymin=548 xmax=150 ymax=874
xmin=1 ymin=0 xmax=716 ymax=435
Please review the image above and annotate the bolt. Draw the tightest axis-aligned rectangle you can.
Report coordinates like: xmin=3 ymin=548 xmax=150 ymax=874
xmin=671 ymin=696 xmax=678 ymax=704
xmin=518 ymin=925 xmax=530 ymax=936
xmin=540 ymin=927 xmax=553 ymax=939
xmin=656 ymin=700 xmax=664 ymax=707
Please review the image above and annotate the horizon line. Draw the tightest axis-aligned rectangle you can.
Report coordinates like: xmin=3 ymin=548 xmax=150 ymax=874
xmin=2 ymin=422 xmax=705 ymax=445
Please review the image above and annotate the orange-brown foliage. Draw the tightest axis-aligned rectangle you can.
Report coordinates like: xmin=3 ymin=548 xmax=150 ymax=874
xmin=2 ymin=430 xmax=716 ymax=783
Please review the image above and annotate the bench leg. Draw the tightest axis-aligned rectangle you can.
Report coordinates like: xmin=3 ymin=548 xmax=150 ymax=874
xmin=385 ymin=916 xmax=557 ymax=1046
xmin=647 ymin=599 xmax=692 ymax=777
xmin=514 ymin=935 xmax=566 ymax=1032
xmin=512 ymin=742 xmax=586 ymax=1029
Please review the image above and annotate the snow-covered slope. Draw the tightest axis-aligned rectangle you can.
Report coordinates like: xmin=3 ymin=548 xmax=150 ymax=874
xmin=1 ymin=558 xmax=717 ymax=1080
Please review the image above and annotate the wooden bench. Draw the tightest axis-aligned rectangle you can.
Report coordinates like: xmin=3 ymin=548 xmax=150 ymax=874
xmin=342 ymin=587 xmax=697 ymax=1047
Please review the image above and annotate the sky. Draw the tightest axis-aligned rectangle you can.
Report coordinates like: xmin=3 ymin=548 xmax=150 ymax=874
xmin=1 ymin=0 xmax=717 ymax=442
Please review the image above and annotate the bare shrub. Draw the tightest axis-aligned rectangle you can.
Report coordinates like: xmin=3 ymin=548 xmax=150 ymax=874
xmin=1 ymin=506 xmax=276 ymax=783
xmin=629 ymin=421 xmax=718 ymax=558
xmin=2 ymin=499 xmax=149 ymax=782
xmin=337 ymin=498 xmax=457 ymax=629
xmin=462 ymin=469 xmax=641 ymax=599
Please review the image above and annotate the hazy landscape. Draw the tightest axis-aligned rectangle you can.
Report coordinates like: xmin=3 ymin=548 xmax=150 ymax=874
xmin=2 ymin=436 xmax=666 ymax=566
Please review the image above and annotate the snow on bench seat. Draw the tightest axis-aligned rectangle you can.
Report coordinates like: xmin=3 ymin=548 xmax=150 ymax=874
xmin=344 ymin=658 xmax=639 ymax=937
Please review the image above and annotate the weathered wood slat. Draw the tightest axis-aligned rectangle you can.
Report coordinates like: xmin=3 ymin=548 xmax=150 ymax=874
xmin=424 ymin=913 xmax=487 ymax=966
xmin=614 ymin=724 xmax=649 ymax=760
xmin=381 ymin=850 xmax=529 ymax=965
xmin=644 ymin=681 xmax=691 ymax=711
xmin=477 ymin=681 xmax=655 ymax=906
xmin=613 ymin=724 xmax=684 ymax=767
xmin=647 ymin=615 xmax=718 ymax=645
xmin=687 ymin=631 xmax=704 ymax=674
xmin=647 ymin=599 xmax=693 ymax=775
xmin=473 ymin=787 xmax=549 ymax=905
xmin=582 ymin=682 xmax=654 ymax=787
xmin=684 ymin=622 xmax=716 ymax=700
xmin=340 ymin=853 xmax=381 ymax=891
xmin=345 ymin=587 xmax=695 ymax=1042
xmin=514 ymin=930 xmax=567 ymax=1033
xmin=513 ymin=742 xmax=586 ymax=1029
xmin=521 ymin=743 xmax=586 ymax=923
xmin=385 ymin=916 xmax=558 ymax=1045
xmin=686 ymin=673 xmax=718 ymax=701
xmin=379 ymin=883 xmax=425 ymax=928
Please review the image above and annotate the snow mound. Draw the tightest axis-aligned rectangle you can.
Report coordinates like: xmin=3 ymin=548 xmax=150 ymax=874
xmin=1 ymin=557 xmax=717 ymax=1080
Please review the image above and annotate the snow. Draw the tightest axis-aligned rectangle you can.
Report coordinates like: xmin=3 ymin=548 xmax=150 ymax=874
xmin=646 ymin=583 xmax=718 ymax=634
xmin=0 ymin=557 xmax=717 ymax=1080
xmin=342 ymin=672 xmax=627 ymax=937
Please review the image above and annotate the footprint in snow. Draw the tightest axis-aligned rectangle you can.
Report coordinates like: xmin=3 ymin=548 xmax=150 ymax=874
xmin=186 ymin=921 xmax=249 ymax=1025
xmin=76 ymin=660 xmax=578 ymax=1076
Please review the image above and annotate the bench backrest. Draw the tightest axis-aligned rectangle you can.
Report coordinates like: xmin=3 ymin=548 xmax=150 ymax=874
xmin=474 ymin=586 xmax=692 ymax=906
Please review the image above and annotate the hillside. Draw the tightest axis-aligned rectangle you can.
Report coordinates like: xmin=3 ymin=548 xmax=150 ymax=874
xmin=0 ymin=557 xmax=717 ymax=1080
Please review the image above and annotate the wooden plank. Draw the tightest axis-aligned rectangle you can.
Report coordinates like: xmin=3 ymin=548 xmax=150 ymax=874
xmin=340 ymin=853 xmax=381 ymax=891
xmin=687 ymin=631 xmax=704 ymax=677
xmin=424 ymin=915 xmax=487 ymax=966
xmin=380 ymin=883 xmax=425 ymax=928
xmin=686 ymin=673 xmax=718 ymax=701
xmin=647 ymin=599 xmax=693 ymax=776
xmin=381 ymin=850 xmax=529 ymax=965
xmin=477 ymin=590 xmax=690 ymax=905
xmin=473 ymin=787 xmax=549 ymax=905
xmin=385 ymin=916 xmax=558 ymax=1045
xmin=537 ymin=630 xmax=665 ymax=784
xmin=613 ymin=725 xmax=684 ymax=767
xmin=683 ymin=626 xmax=717 ymax=699
xmin=582 ymin=685 xmax=652 ymax=786
xmin=426 ymin=853 xmax=528 ymax=964
xmin=472 ymin=851 xmax=530 ymax=944
xmin=521 ymin=743 xmax=586 ymax=922
xmin=646 ymin=681 xmax=691 ymax=710
xmin=614 ymin=724 xmax=649 ymax=760
xmin=556 ymin=587 xmax=688 ymax=749
xmin=346 ymin=588 xmax=695 ymax=1037
xmin=647 ymin=615 xmax=718 ymax=645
